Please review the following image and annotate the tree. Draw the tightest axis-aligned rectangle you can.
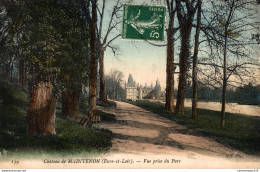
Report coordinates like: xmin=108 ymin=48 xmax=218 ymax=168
xmin=209 ymin=0 xmax=259 ymax=129
xmin=197 ymin=0 xmax=259 ymax=128
xmin=88 ymin=0 xmax=98 ymax=121
xmin=96 ymin=0 xmax=127 ymax=103
xmin=105 ymin=69 xmax=125 ymax=100
xmin=3 ymin=0 xmax=91 ymax=134
xmin=151 ymin=0 xmax=177 ymax=112
xmin=175 ymin=0 xmax=198 ymax=115
xmin=56 ymin=1 xmax=90 ymax=121
xmin=191 ymin=0 xmax=201 ymax=120
xmin=0 ymin=1 xmax=31 ymax=87
xmin=165 ymin=0 xmax=176 ymax=112
xmin=235 ymin=83 xmax=260 ymax=105
xmin=24 ymin=1 xmax=65 ymax=135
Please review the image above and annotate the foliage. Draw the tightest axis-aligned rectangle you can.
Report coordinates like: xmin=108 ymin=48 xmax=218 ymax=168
xmin=0 ymin=81 xmax=112 ymax=158
xmin=200 ymin=0 xmax=259 ymax=86
xmin=235 ymin=83 xmax=260 ymax=105
xmin=2 ymin=0 xmax=90 ymax=88
xmin=105 ymin=69 xmax=125 ymax=100
xmin=217 ymin=17 xmax=239 ymax=38
xmin=185 ymin=83 xmax=260 ymax=105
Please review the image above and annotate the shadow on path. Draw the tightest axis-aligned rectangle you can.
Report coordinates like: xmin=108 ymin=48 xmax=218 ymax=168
xmin=99 ymin=101 xmax=244 ymax=158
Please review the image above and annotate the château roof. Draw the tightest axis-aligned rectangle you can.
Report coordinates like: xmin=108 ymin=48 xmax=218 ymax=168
xmin=127 ymin=74 xmax=135 ymax=87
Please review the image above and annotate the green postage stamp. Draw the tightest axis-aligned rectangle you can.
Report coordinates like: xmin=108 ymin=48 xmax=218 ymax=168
xmin=122 ymin=4 xmax=166 ymax=41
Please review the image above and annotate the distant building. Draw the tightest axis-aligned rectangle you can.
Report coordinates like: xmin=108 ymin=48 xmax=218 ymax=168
xmin=143 ymin=79 xmax=165 ymax=100
xmin=125 ymin=74 xmax=138 ymax=100
xmin=125 ymin=74 xmax=165 ymax=101
xmin=138 ymin=85 xmax=143 ymax=100
xmin=154 ymin=79 xmax=161 ymax=91
xmin=142 ymin=83 xmax=154 ymax=98
xmin=154 ymin=79 xmax=165 ymax=100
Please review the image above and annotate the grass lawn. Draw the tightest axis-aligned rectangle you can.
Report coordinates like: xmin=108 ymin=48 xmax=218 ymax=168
xmin=0 ymin=82 xmax=112 ymax=159
xmin=130 ymin=100 xmax=260 ymax=156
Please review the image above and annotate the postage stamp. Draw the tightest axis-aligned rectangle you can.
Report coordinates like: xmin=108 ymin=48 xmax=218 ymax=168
xmin=122 ymin=4 xmax=166 ymax=41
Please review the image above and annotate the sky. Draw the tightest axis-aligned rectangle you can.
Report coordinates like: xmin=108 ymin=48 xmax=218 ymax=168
xmin=102 ymin=0 xmax=171 ymax=90
xmin=102 ymin=1 xmax=260 ymax=90
xmin=105 ymin=39 xmax=168 ymax=90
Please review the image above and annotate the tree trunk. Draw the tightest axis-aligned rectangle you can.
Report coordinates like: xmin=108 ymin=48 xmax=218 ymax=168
xmin=28 ymin=81 xmax=56 ymax=135
xmin=88 ymin=0 xmax=99 ymax=121
xmin=62 ymin=89 xmax=79 ymax=121
xmin=99 ymin=42 xmax=107 ymax=103
xmin=165 ymin=12 xmax=175 ymax=112
xmin=10 ymin=64 xmax=13 ymax=83
xmin=192 ymin=0 xmax=201 ymax=120
xmin=221 ymin=35 xmax=228 ymax=129
xmin=19 ymin=59 xmax=27 ymax=88
xmin=176 ymin=25 xmax=192 ymax=114
xmin=7 ymin=56 xmax=15 ymax=82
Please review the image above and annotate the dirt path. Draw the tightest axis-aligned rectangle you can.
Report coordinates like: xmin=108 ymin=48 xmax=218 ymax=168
xmin=99 ymin=101 xmax=260 ymax=168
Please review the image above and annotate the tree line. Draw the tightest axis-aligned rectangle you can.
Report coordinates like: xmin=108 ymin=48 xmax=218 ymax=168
xmin=161 ymin=0 xmax=259 ymax=129
xmin=184 ymin=82 xmax=260 ymax=105
xmin=0 ymin=0 xmax=127 ymax=134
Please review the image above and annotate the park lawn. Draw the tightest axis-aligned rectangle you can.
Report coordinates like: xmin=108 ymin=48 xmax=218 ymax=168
xmin=0 ymin=82 xmax=112 ymax=159
xmin=130 ymin=100 xmax=260 ymax=155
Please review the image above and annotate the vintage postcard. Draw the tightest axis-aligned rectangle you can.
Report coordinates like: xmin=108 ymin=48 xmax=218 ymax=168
xmin=0 ymin=0 xmax=260 ymax=170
